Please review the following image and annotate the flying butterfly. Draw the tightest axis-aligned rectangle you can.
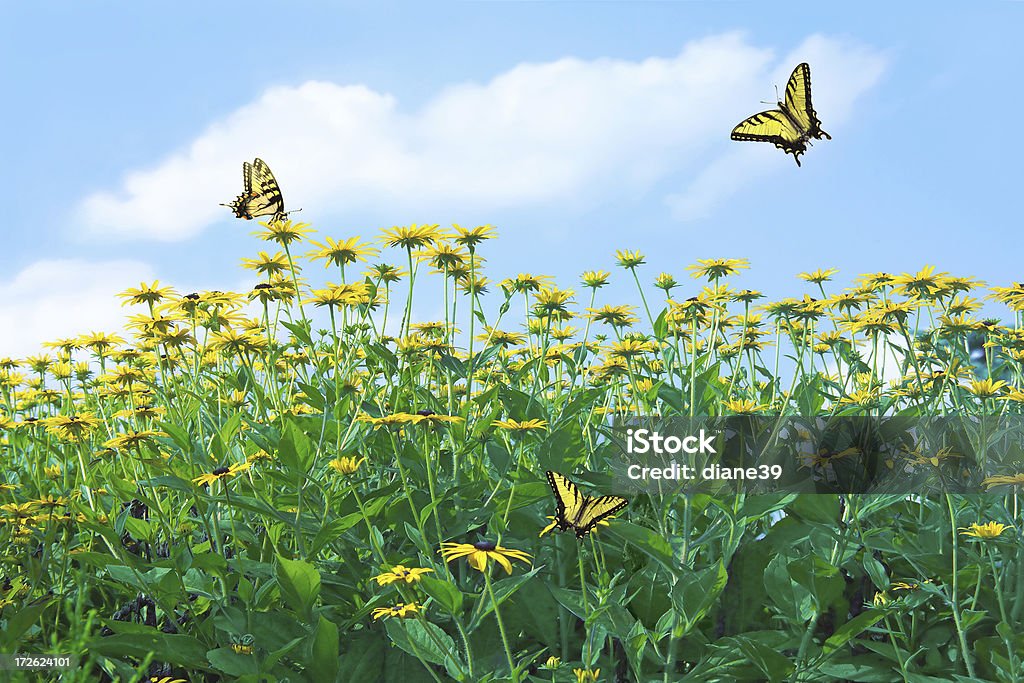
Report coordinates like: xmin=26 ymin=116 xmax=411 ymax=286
xmin=221 ymin=158 xmax=289 ymax=223
xmin=731 ymin=63 xmax=831 ymax=166
xmin=545 ymin=471 xmax=628 ymax=539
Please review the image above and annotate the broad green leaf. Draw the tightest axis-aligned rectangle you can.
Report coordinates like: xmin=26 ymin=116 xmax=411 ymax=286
xmin=207 ymin=647 xmax=261 ymax=676
xmin=309 ymin=615 xmax=339 ymax=682
xmin=275 ymin=555 xmax=320 ymax=620
xmin=419 ymin=576 xmax=463 ymax=615
xmin=823 ymin=609 xmax=885 ymax=654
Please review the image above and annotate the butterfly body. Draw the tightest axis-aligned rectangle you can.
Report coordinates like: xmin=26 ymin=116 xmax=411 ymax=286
xmin=222 ymin=158 xmax=288 ymax=222
xmin=545 ymin=471 xmax=628 ymax=539
xmin=731 ymin=63 xmax=830 ymax=166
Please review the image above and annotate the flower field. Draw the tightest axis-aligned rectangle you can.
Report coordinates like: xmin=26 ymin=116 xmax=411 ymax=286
xmin=2 ymin=221 xmax=1024 ymax=682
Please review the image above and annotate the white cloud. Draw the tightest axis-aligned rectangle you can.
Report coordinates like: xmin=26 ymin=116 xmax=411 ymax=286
xmin=79 ymin=32 xmax=886 ymax=241
xmin=0 ymin=260 xmax=264 ymax=359
xmin=0 ymin=259 xmax=156 ymax=358
xmin=667 ymin=35 xmax=889 ymax=219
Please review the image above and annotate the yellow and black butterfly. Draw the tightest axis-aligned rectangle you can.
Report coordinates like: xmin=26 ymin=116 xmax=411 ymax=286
xmin=730 ymin=63 xmax=831 ymax=166
xmin=221 ymin=158 xmax=288 ymax=222
xmin=545 ymin=471 xmax=628 ymax=539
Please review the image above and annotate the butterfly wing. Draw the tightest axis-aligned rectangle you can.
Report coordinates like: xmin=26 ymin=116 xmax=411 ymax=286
xmin=546 ymin=471 xmax=628 ymax=539
xmin=241 ymin=161 xmax=254 ymax=195
xmin=546 ymin=471 xmax=585 ymax=532
xmin=781 ymin=63 xmax=830 ymax=142
xmin=572 ymin=494 xmax=628 ymax=539
xmin=222 ymin=158 xmax=286 ymax=221
xmin=731 ymin=109 xmax=808 ymax=164
xmin=246 ymin=158 xmax=286 ymax=221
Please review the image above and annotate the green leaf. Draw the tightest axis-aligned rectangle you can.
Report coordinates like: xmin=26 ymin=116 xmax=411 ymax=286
xmin=384 ymin=619 xmax=461 ymax=673
xmin=275 ymin=556 xmax=321 ymax=620
xmin=309 ymin=615 xmax=339 ymax=682
xmin=789 ymin=495 xmax=841 ymax=524
xmin=610 ymin=521 xmax=675 ymax=569
xmin=419 ymin=576 xmax=463 ymax=615
xmin=207 ymin=647 xmax=261 ymax=676
xmin=823 ymin=609 xmax=885 ymax=654
xmin=0 ymin=596 xmax=56 ymax=648
xmin=88 ymin=631 xmax=208 ymax=668
xmin=671 ymin=561 xmax=728 ymax=629
xmin=338 ymin=632 xmax=386 ymax=681
xmin=862 ymin=555 xmax=889 ymax=590
xmin=789 ymin=556 xmax=843 ymax=611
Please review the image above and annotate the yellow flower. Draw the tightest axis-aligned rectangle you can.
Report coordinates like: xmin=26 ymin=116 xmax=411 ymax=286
xmin=963 ymin=378 xmax=1007 ymax=399
xmin=254 ymin=219 xmax=315 ymax=247
xmin=118 ymin=281 xmax=178 ymax=307
xmin=439 ymin=541 xmax=532 ymax=575
xmin=573 ymin=667 xmax=601 ymax=683
xmin=492 ymin=418 xmax=548 ymax=432
xmin=149 ymin=678 xmax=188 ymax=683
xmin=192 ymin=461 xmax=252 ymax=487
xmin=44 ymin=464 xmax=62 ymax=480
xmin=371 ymin=602 xmax=423 ymax=620
xmin=721 ymin=398 xmax=766 ymax=414
xmin=614 ymin=250 xmax=645 ymax=269
xmin=541 ymin=656 xmax=561 ymax=669
xmin=329 ymin=456 xmax=366 ymax=476
xmin=581 ymin=270 xmax=611 ymax=289
xmin=371 ymin=565 xmax=434 ymax=586
xmin=379 ymin=223 xmax=444 ymax=250
xmin=983 ymin=473 xmax=1024 ymax=489
xmin=230 ymin=635 xmax=255 ymax=655
xmin=798 ymin=268 xmax=839 ymax=284
xmin=687 ymin=258 xmax=749 ymax=281
xmin=958 ymin=522 xmax=1009 ymax=539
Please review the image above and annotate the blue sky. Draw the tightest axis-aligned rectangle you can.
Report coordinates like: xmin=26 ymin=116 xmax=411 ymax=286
xmin=1 ymin=2 xmax=1021 ymax=356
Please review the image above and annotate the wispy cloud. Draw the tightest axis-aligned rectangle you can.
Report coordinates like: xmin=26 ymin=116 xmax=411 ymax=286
xmin=667 ymin=35 xmax=888 ymax=220
xmin=0 ymin=259 xmax=155 ymax=357
xmin=79 ymin=33 xmax=886 ymax=241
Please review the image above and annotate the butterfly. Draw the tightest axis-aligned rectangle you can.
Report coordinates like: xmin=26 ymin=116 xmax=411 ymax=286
xmin=221 ymin=158 xmax=288 ymax=223
xmin=545 ymin=471 xmax=628 ymax=539
xmin=730 ymin=63 xmax=831 ymax=166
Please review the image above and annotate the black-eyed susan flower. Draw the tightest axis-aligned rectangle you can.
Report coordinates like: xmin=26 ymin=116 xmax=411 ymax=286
xmin=43 ymin=413 xmax=100 ymax=443
xmin=452 ymin=223 xmax=497 ymax=248
xmin=103 ymin=430 xmax=167 ymax=450
xmin=230 ymin=634 xmax=255 ymax=655
xmin=614 ymin=250 xmax=645 ymax=269
xmin=150 ymin=677 xmax=188 ymax=683
xmin=983 ymin=473 xmax=1024 ymax=489
xmin=959 ymin=522 xmax=1009 ymax=539
xmin=371 ymin=565 xmax=435 ymax=586
xmin=540 ymin=656 xmax=561 ymax=670
xmin=573 ymin=667 xmax=600 ymax=683
xmin=241 ymin=250 xmax=292 ymax=277
xmin=254 ymin=219 xmax=315 ymax=247
xmin=307 ymin=236 xmax=379 ymax=268
xmin=439 ymin=541 xmax=532 ymax=575
xmin=329 ymin=456 xmax=366 ymax=476
xmin=581 ymin=270 xmax=611 ymax=289
xmin=587 ymin=304 xmax=638 ymax=328
xmin=192 ymin=461 xmax=252 ymax=487
xmin=963 ymin=378 xmax=1007 ymax=399
xmin=371 ymin=602 xmax=423 ymax=620
xmin=798 ymin=268 xmax=839 ymax=284
xmin=687 ymin=258 xmax=749 ymax=281
xmin=118 ymin=281 xmax=178 ymax=307
xmin=721 ymin=398 xmax=766 ymax=414
xmin=379 ymin=223 xmax=444 ymax=250
xmin=492 ymin=418 xmax=547 ymax=432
